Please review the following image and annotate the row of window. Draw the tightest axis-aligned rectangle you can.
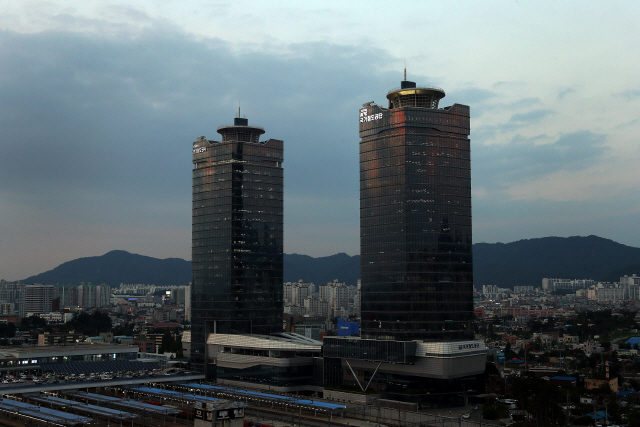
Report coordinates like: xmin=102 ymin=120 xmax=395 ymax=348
xmin=193 ymin=186 xmax=282 ymax=197
xmin=193 ymin=198 xmax=282 ymax=209
xmin=192 ymin=238 xmax=282 ymax=247
xmin=193 ymin=224 xmax=283 ymax=233
xmin=190 ymin=280 xmax=282 ymax=289
xmin=193 ymin=181 xmax=283 ymax=192
xmin=360 ymin=310 xmax=473 ymax=321
xmin=361 ymin=186 xmax=470 ymax=198
xmin=192 ymin=253 xmax=282 ymax=262
xmin=359 ymin=122 xmax=470 ymax=139
xmin=358 ymin=109 xmax=470 ymax=129
xmin=193 ymin=166 xmax=282 ymax=178
xmin=194 ymin=143 xmax=283 ymax=158
xmin=360 ymin=145 xmax=470 ymax=162
xmin=191 ymin=272 xmax=283 ymax=279
xmin=359 ymin=132 xmax=468 ymax=151
xmin=360 ymin=203 xmax=471 ymax=217
xmin=360 ymin=195 xmax=471 ymax=208
xmin=361 ymin=270 xmax=472 ymax=282
xmin=192 ymin=212 xmax=283 ymax=222
xmin=361 ymin=247 xmax=472 ymax=258
xmin=360 ymin=159 xmax=471 ymax=173
xmin=362 ymin=167 xmax=471 ymax=181
xmin=191 ymin=296 xmax=282 ymax=305
xmin=361 ymin=174 xmax=469 ymax=189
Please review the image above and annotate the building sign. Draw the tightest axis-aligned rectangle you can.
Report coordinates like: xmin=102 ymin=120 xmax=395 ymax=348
xmin=458 ymin=343 xmax=480 ymax=350
xmin=193 ymin=147 xmax=207 ymax=154
xmin=360 ymin=108 xmax=383 ymax=123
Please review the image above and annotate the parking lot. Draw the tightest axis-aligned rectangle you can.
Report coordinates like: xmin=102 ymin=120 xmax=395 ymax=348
xmin=0 ymin=367 xmax=190 ymax=388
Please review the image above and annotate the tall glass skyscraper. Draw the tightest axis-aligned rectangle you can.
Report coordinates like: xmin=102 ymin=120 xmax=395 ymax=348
xmin=359 ymin=77 xmax=473 ymax=342
xmin=191 ymin=115 xmax=284 ymax=374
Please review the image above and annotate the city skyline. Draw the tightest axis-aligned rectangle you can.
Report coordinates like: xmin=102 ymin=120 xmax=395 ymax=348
xmin=1 ymin=2 xmax=640 ymax=280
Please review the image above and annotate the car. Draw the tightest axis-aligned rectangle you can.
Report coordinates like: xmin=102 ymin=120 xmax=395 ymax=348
xmin=462 ymin=414 xmax=470 ymax=419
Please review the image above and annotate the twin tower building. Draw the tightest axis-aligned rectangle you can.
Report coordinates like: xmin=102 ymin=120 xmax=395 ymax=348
xmin=190 ymin=76 xmax=485 ymax=398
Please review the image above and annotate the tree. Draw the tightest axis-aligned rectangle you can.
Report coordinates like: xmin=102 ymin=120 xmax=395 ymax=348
xmin=510 ymin=373 xmax=565 ymax=424
xmin=66 ymin=311 xmax=111 ymax=335
xmin=158 ymin=330 xmax=184 ymax=357
xmin=175 ymin=334 xmax=184 ymax=358
xmin=482 ymin=398 xmax=509 ymax=420
xmin=546 ymin=317 xmax=557 ymax=328
xmin=158 ymin=330 xmax=174 ymax=354
xmin=504 ymin=343 xmax=516 ymax=360
xmin=19 ymin=316 xmax=47 ymax=330
xmin=112 ymin=323 xmax=134 ymax=336
xmin=0 ymin=322 xmax=16 ymax=338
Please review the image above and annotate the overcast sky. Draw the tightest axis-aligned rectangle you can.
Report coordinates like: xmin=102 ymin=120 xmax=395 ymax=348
xmin=1 ymin=1 xmax=639 ymax=280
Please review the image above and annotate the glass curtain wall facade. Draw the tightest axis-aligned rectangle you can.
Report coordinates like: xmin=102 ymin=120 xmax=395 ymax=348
xmin=191 ymin=117 xmax=284 ymax=373
xmin=359 ymin=80 xmax=473 ymax=341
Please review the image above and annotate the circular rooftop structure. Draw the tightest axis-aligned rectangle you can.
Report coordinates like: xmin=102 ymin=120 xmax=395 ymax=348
xmin=217 ymin=117 xmax=265 ymax=143
xmin=387 ymin=81 xmax=446 ymax=109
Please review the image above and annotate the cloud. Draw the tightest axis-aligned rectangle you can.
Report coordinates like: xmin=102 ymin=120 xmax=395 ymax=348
xmin=508 ymin=109 xmax=554 ymax=124
xmin=506 ymin=97 xmax=541 ymax=109
xmin=0 ymin=25 xmax=405 ymax=278
xmin=473 ymin=130 xmax=609 ymax=192
xmin=558 ymin=87 xmax=575 ymax=99
xmin=616 ymin=89 xmax=640 ymax=100
xmin=1 ymin=6 xmax=640 ymax=280
xmin=446 ymin=87 xmax=497 ymax=117
xmin=447 ymin=87 xmax=497 ymax=104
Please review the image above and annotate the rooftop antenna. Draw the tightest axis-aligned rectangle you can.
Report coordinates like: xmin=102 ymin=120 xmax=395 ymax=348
xmin=404 ymin=60 xmax=406 ymax=80
xmin=237 ymin=102 xmax=241 ymax=118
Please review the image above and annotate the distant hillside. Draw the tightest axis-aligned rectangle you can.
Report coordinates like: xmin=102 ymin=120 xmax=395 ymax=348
xmin=19 ymin=236 xmax=640 ymax=289
xmin=21 ymin=250 xmax=361 ymax=287
xmin=474 ymin=235 xmax=640 ymax=288
xmin=283 ymin=253 xmax=360 ymax=286
xmin=22 ymin=250 xmax=191 ymax=287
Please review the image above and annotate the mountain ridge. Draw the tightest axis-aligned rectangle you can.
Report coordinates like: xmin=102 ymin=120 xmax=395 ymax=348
xmin=19 ymin=235 xmax=640 ymax=289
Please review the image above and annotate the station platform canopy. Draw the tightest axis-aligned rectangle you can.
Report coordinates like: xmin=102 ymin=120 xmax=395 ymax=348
xmin=182 ymin=383 xmax=346 ymax=411
xmin=31 ymin=395 xmax=137 ymax=420
xmin=70 ymin=391 xmax=182 ymax=416
xmin=130 ymin=386 xmax=245 ymax=410
xmin=0 ymin=397 xmax=93 ymax=426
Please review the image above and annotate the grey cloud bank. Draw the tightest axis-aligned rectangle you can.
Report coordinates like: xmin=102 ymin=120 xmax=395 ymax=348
xmin=0 ymin=27 xmax=392 ymax=278
xmin=1 ymin=3 xmax=640 ymax=280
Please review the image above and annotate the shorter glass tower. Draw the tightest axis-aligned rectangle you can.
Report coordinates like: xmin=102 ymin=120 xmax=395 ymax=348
xmin=191 ymin=115 xmax=283 ymax=374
